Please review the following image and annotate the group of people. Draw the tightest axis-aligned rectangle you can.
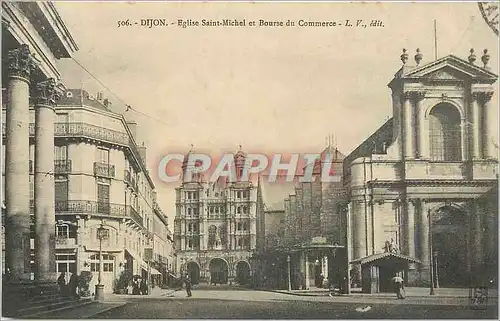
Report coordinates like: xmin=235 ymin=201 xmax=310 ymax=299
xmin=57 ymin=272 xmax=79 ymax=299
xmin=128 ymin=277 xmax=149 ymax=295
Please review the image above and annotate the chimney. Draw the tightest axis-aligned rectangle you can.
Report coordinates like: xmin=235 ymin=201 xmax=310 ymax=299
xmin=126 ymin=121 xmax=137 ymax=140
xmin=138 ymin=142 xmax=147 ymax=164
xmin=96 ymin=92 xmax=103 ymax=102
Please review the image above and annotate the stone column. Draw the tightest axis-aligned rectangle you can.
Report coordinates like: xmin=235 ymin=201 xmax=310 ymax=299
xmin=407 ymin=200 xmax=418 ymax=285
xmin=472 ymin=203 xmax=483 ymax=272
xmin=406 ymin=200 xmax=416 ymax=258
xmin=34 ymin=78 xmax=59 ymax=283
xmin=403 ymin=92 xmax=414 ymax=159
xmin=351 ymin=201 xmax=366 ymax=259
xmin=351 ymin=201 xmax=366 ymax=284
xmin=471 ymin=92 xmax=481 ymax=159
xmin=322 ymin=256 xmax=329 ymax=288
xmin=415 ymin=91 xmax=427 ymax=158
xmin=460 ymin=120 xmax=467 ymax=162
xmin=418 ymin=200 xmax=430 ymax=285
xmin=4 ymin=45 xmax=37 ymax=282
xmin=481 ymin=92 xmax=495 ymax=159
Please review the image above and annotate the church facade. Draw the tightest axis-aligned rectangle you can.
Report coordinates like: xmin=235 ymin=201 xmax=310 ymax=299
xmin=174 ymin=149 xmax=257 ymax=285
xmin=345 ymin=49 xmax=498 ymax=288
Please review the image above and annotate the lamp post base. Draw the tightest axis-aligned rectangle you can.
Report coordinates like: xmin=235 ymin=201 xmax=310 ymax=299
xmin=94 ymin=284 xmax=105 ymax=301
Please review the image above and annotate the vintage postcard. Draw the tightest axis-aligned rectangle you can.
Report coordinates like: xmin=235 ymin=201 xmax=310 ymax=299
xmin=0 ymin=0 xmax=498 ymax=319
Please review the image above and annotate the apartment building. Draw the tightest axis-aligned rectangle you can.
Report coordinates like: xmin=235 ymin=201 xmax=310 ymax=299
xmin=1 ymin=88 xmax=171 ymax=293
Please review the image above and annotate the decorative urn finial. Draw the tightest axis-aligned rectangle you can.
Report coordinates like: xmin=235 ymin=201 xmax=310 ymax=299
xmin=400 ymin=49 xmax=408 ymax=64
xmin=481 ymin=49 xmax=490 ymax=68
xmin=468 ymin=48 xmax=477 ymax=64
xmin=414 ymin=48 xmax=423 ymax=66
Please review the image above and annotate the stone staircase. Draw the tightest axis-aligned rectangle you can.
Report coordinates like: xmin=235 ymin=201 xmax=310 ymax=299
xmin=2 ymin=281 xmax=94 ymax=318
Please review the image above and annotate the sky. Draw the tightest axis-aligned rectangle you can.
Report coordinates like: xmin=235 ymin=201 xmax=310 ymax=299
xmin=53 ymin=1 xmax=499 ymax=227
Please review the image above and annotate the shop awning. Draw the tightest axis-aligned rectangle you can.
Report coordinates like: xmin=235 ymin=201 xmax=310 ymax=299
xmin=125 ymin=249 xmax=148 ymax=270
xmin=350 ymin=252 xmax=422 ymax=266
xmin=150 ymin=267 xmax=161 ymax=275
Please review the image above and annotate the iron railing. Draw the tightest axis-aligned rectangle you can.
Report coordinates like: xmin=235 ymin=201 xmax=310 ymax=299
xmin=2 ymin=122 xmax=145 ymax=167
xmin=26 ymin=200 xmax=143 ymax=227
xmin=54 ymin=159 xmax=72 ymax=174
xmin=93 ymin=162 xmax=115 ymax=178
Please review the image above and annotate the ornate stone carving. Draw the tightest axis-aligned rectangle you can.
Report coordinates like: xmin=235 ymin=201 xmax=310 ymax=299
xmin=400 ymin=48 xmax=408 ymax=64
xmin=412 ymin=91 xmax=426 ymax=101
xmin=7 ymin=44 xmax=38 ymax=80
xmin=402 ymin=91 xmax=413 ymax=100
xmin=472 ymin=91 xmax=494 ymax=103
xmin=34 ymin=78 xmax=60 ymax=106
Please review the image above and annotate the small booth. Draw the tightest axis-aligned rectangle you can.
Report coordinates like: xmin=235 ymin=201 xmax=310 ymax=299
xmin=350 ymin=252 xmax=421 ymax=294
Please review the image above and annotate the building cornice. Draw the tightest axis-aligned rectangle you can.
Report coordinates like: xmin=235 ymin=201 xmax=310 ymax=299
xmin=367 ymin=179 xmax=497 ymax=187
xmin=2 ymin=2 xmax=65 ymax=79
xmin=53 ymin=102 xmax=156 ymax=190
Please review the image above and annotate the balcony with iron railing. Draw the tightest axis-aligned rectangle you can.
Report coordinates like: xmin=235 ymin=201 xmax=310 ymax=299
xmin=2 ymin=122 xmax=145 ymax=169
xmin=26 ymin=160 xmax=72 ymax=174
xmin=27 ymin=200 xmax=144 ymax=227
xmin=55 ymin=159 xmax=72 ymax=174
xmin=94 ymin=162 xmax=115 ymax=178
xmin=55 ymin=236 xmax=77 ymax=248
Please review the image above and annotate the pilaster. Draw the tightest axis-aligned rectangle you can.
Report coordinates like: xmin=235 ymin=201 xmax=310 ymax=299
xmin=479 ymin=91 xmax=495 ymax=159
xmin=402 ymin=91 xmax=414 ymax=159
xmin=471 ymin=92 xmax=481 ymax=159
xmin=414 ymin=91 xmax=427 ymax=158
xmin=472 ymin=202 xmax=483 ymax=272
xmin=418 ymin=200 xmax=430 ymax=286
xmin=407 ymin=199 xmax=418 ymax=285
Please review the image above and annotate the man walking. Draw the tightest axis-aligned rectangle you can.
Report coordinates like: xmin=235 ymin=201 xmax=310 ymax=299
xmin=184 ymin=274 xmax=192 ymax=297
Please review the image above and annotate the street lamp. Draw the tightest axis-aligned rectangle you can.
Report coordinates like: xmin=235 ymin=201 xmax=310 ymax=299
xmin=287 ymin=255 xmax=292 ymax=292
xmin=95 ymin=222 xmax=109 ymax=301
xmin=428 ymin=209 xmax=435 ymax=295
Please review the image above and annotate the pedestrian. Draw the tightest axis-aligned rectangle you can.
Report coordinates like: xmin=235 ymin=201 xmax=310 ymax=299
xmin=132 ymin=277 xmax=141 ymax=295
xmin=392 ymin=273 xmax=405 ymax=299
xmin=318 ymin=273 xmax=325 ymax=288
xmin=57 ymin=272 xmax=67 ymax=297
xmin=68 ymin=272 xmax=79 ymax=299
xmin=184 ymin=274 xmax=192 ymax=297
xmin=140 ymin=278 xmax=148 ymax=295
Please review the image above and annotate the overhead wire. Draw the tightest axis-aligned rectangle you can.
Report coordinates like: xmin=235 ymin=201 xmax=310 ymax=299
xmin=70 ymin=57 xmax=170 ymax=127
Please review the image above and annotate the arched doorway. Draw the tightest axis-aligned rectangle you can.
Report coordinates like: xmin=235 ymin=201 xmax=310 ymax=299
xmin=431 ymin=206 xmax=468 ymax=287
xmin=209 ymin=258 xmax=228 ymax=284
xmin=236 ymin=261 xmax=251 ymax=285
xmin=186 ymin=261 xmax=200 ymax=285
xmin=428 ymin=103 xmax=462 ymax=161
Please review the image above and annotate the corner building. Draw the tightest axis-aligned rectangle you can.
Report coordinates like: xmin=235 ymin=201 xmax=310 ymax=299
xmin=344 ymin=50 xmax=498 ymax=291
xmin=174 ymin=149 xmax=257 ymax=285
xmin=2 ymin=89 xmax=172 ymax=293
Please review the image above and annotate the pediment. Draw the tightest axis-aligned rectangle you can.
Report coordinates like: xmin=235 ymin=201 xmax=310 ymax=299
xmin=404 ymin=55 xmax=498 ymax=82
xmin=425 ymin=67 xmax=467 ymax=81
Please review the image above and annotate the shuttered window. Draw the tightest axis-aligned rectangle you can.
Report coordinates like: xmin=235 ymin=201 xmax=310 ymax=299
xmin=97 ymin=182 xmax=110 ymax=214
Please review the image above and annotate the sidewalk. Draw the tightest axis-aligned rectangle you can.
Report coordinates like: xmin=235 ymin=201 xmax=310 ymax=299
xmin=105 ymin=287 xmax=179 ymax=302
xmin=265 ymin=286 xmax=498 ymax=300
